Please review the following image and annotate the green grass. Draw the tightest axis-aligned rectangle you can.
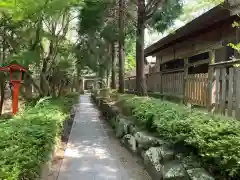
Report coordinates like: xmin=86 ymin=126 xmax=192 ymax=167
xmin=112 ymin=93 xmax=240 ymax=178
xmin=0 ymin=93 xmax=78 ymax=180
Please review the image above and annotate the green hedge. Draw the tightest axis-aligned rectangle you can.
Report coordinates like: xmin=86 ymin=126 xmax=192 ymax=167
xmin=115 ymin=94 xmax=240 ymax=178
xmin=0 ymin=94 xmax=78 ymax=180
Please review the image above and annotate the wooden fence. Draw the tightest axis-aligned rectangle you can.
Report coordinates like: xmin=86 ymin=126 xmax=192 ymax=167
xmin=146 ymin=72 xmax=161 ymax=92
xmin=124 ymin=59 xmax=240 ymax=119
xmin=185 ymin=73 xmax=208 ymax=107
xmin=161 ymin=72 xmax=184 ymax=97
xmin=125 ymin=78 xmax=136 ymax=90
xmin=125 ymin=72 xmax=207 ymax=107
xmin=211 ymin=66 xmax=240 ymax=118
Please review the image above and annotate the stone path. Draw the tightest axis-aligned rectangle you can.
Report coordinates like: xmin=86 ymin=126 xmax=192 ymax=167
xmin=57 ymin=95 xmax=151 ymax=180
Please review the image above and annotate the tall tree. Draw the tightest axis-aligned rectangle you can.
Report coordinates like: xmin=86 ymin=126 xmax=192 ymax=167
xmin=0 ymin=0 xmax=82 ymax=98
xmin=77 ymin=0 xmax=135 ymax=90
xmin=118 ymin=0 xmax=125 ymax=93
xmin=111 ymin=42 xmax=117 ymax=89
xmin=136 ymin=0 xmax=182 ymax=95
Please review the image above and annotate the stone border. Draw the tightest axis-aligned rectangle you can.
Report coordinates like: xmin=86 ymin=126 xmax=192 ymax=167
xmin=92 ymin=95 xmax=215 ymax=180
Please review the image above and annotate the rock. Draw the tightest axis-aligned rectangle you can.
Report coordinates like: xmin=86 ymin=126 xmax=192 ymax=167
xmin=129 ymin=123 xmax=137 ymax=135
xmin=162 ymin=161 xmax=189 ymax=180
xmin=187 ymin=168 xmax=214 ymax=180
xmin=180 ymin=156 xmax=201 ymax=170
xmin=115 ymin=118 xmax=131 ymax=138
xmin=142 ymin=147 xmax=162 ymax=173
xmin=134 ymin=131 xmax=168 ymax=150
xmin=121 ymin=134 xmax=137 ymax=152
xmin=159 ymin=145 xmax=175 ymax=163
xmin=123 ymin=121 xmax=129 ymax=135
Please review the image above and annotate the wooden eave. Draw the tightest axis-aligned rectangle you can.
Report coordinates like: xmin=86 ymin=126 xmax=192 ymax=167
xmin=145 ymin=3 xmax=236 ymax=57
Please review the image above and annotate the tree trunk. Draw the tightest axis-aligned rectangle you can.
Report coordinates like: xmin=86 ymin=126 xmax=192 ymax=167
xmin=30 ymin=19 xmax=42 ymax=51
xmin=136 ymin=0 xmax=147 ymax=96
xmin=111 ymin=42 xmax=117 ymax=89
xmin=40 ymin=73 xmax=51 ymax=96
xmin=23 ymin=74 xmax=33 ymax=100
xmin=118 ymin=0 xmax=125 ymax=93
xmin=0 ymin=75 xmax=5 ymax=115
xmin=76 ymin=69 xmax=80 ymax=92
xmin=40 ymin=41 xmax=53 ymax=96
xmin=106 ymin=68 xmax=109 ymax=88
xmin=58 ymin=83 xmax=64 ymax=97
xmin=40 ymin=59 xmax=49 ymax=95
xmin=25 ymin=72 xmax=43 ymax=96
xmin=0 ymin=37 xmax=7 ymax=115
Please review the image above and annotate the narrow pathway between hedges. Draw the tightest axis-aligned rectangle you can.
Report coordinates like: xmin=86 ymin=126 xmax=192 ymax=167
xmin=57 ymin=95 xmax=151 ymax=180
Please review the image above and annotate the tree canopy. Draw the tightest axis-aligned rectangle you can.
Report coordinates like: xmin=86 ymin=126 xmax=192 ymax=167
xmin=0 ymin=0 xmax=225 ymax=102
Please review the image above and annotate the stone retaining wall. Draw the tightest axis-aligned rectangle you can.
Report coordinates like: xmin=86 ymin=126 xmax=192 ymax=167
xmin=92 ymin=95 xmax=215 ymax=180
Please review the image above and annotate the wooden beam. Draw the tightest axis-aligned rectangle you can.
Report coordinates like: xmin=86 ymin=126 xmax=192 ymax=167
xmin=159 ymin=56 xmax=163 ymax=95
xmin=183 ymin=57 xmax=188 ymax=104
xmin=208 ymin=50 xmax=215 ymax=112
xmin=209 ymin=59 xmax=240 ymax=67
xmin=187 ymin=59 xmax=209 ymax=68
xmin=161 ymin=68 xmax=184 ymax=74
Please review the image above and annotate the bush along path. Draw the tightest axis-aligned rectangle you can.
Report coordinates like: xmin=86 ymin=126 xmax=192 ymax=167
xmin=0 ymin=93 xmax=78 ymax=180
xmin=92 ymin=90 xmax=240 ymax=180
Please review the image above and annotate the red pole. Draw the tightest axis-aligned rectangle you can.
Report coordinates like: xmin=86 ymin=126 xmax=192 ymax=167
xmin=12 ymin=82 xmax=21 ymax=115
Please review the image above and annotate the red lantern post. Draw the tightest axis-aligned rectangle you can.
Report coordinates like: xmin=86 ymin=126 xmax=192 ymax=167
xmin=0 ymin=64 xmax=27 ymax=115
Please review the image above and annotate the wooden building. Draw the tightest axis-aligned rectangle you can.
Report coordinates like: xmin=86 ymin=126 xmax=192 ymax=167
xmin=125 ymin=3 xmax=240 ymax=117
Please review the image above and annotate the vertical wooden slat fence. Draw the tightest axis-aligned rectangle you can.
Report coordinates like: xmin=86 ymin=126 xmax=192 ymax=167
xmin=125 ymin=78 xmax=136 ymax=91
xmin=236 ymin=70 xmax=240 ymax=118
xmin=227 ymin=68 xmax=234 ymax=116
xmin=146 ymin=72 xmax=161 ymax=92
xmin=212 ymin=66 xmax=240 ymax=118
xmin=161 ymin=72 xmax=184 ymax=97
xmin=124 ymin=59 xmax=240 ymax=119
xmin=184 ymin=73 xmax=208 ymax=107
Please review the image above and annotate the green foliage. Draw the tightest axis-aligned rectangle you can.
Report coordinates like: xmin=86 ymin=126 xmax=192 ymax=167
xmin=9 ymin=50 xmax=41 ymax=67
xmin=147 ymin=0 xmax=183 ymax=32
xmin=115 ymin=94 xmax=240 ymax=178
xmin=79 ymin=0 xmax=111 ymax=34
xmin=228 ymin=21 xmax=240 ymax=56
xmin=125 ymin=37 xmax=136 ymax=71
xmin=0 ymin=0 xmax=82 ymax=21
xmin=0 ymin=94 xmax=78 ymax=180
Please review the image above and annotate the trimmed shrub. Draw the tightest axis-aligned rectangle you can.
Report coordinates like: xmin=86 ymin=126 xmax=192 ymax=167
xmin=0 ymin=94 xmax=78 ymax=180
xmin=114 ymin=94 xmax=240 ymax=178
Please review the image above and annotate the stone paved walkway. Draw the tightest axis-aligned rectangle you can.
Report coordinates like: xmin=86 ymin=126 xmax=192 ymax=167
xmin=57 ymin=95 xmax=151 ymax=180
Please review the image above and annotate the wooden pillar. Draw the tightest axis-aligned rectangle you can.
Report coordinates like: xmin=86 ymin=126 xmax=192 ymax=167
xmin=183 ymin=57 xmax=188 ymax=104
xmin=12 ymin=82 xmax=21 ymax=115
xmin=159 ymin=56 xmax=163 ymax=96
xmin=207 ymin=50 xmax=215 ymax=112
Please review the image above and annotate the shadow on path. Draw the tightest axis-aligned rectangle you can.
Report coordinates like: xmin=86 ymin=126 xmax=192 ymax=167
xmin=57 ymin=95 xmax=151 ymax=180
